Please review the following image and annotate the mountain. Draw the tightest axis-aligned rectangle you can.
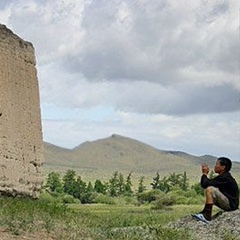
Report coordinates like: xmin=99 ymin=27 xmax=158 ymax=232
xmin=43 ymin=134 xmax=240 ymax=182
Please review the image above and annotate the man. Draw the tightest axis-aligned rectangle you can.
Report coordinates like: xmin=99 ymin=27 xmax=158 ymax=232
xmin=192 ymin=157 xmax=239 ymax=223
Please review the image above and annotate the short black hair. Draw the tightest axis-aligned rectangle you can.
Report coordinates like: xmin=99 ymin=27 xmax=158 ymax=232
xmin=218 ymin=157 xmax=232 ymax=172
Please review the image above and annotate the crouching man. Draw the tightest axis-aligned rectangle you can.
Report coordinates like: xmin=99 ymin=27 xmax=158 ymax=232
xmin=192 ymin=157 xmax=239 ymax=223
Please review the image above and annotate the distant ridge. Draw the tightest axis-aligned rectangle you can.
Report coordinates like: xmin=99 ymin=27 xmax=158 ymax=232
xmin=43 ymin=134 xmax=240 ymax=181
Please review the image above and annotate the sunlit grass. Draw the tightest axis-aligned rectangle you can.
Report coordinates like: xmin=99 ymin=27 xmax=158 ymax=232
xmin=0 ymin=196 xmax=200 ymax=239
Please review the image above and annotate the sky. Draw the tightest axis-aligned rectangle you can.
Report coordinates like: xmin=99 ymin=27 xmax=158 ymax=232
xmin=0 ymin=0 xmax=239 ymax=162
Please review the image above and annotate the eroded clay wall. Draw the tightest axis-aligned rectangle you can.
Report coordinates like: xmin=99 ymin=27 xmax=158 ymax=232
xmin=0 ymin=24 xmax=44 ymax=198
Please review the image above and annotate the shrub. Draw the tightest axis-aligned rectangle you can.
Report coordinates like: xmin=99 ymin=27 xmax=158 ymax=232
xmin=137 ymin=189 xmax=164 ymax=203
xmin=191 ymin=182 xmax=204 ymax=196
xmin=80 ymin=192 xmax=98 ymax=204
xmin=123 ymin=196 xmax=139 ymax=205
xmin=173 ymin=195 xmax=188 ymax=205
xmin=151 ymin=195 xmax=175 ymax=210
xmin=167 ymin=188 xmax=204 ymax=205
xmin=182 ymin=189 xmax=198 ymax=198
xmin=62 ymin=194 xmax=81 ymax=204
xmin=39 ymin=192 xmax=61 ymax=203
xmin=94 ymin=193 xmax=116 ymax=205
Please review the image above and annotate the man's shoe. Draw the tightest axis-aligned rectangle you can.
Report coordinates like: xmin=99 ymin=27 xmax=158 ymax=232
xmin=191 ymin=213 xmax=210 ymax=224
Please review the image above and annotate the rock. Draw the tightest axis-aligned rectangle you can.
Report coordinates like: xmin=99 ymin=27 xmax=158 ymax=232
xmin=169 ymin=209 xmax=240 ymax=240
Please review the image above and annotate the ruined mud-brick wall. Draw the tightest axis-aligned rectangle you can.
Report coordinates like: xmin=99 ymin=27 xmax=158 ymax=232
xmin=0 ymin=24 xmax=44 ymax=198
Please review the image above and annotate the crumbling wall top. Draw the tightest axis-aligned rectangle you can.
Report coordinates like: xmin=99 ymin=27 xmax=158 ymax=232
xmin=0 ymin=24 xmax=36 ymax=65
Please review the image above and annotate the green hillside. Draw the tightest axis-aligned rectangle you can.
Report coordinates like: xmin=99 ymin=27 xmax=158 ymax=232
xmin=43 ymin=134 xmax=240 ymax=183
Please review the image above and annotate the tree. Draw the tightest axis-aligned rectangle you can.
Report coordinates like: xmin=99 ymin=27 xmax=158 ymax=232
xmin=151 ymin=172 xmax=169 ymax=192
xmin=179 ymin=171 xmax=189 ymax=191
xmin=87 ymin=181 xmax=94 ymax=192
xmin=118 ymin=172 xmax=125 ymax=195
xmin=192 ymin=182 xmax=204 ymax=196
xmin=94 ymin=179 xmax=107 ymax=194
xmin=158 ymin=176 xmax=170 ymax=193
xmin=45 ymin=171 xmax=63 ymax=193
xmin=168 ymin=172 xmax=180 ymax=187
xmin=109 ymin=171 xmax=119 ymax=196
xmin=151 ymin=172 xmax=190 ymax=193
xmin=151 ymin=172 xmax=160 ymax=189
xmin=74 ymin=176 xmax=87 ymax=200
xmin=138 ymin=176 xmax=146 ymax=194
xmin=167 ymin=172 xmax=189 ymax=191
xmin=63 ymin=170 xmax=77 ymax=196
xmin=125 ymin=172 xmax=133 ymax=195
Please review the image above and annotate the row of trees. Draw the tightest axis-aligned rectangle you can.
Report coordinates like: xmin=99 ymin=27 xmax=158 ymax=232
xmin=45 ymin=170 xmax=135 ymax=202
xmin=44 ymin=170 xmax=202 ymax=204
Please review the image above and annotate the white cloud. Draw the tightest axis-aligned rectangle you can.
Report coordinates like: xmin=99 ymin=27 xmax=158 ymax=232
xmin=1 ymin=0 xmax=239 ymax=160
xmin=4 ymin=0 xmax=84 ymax=65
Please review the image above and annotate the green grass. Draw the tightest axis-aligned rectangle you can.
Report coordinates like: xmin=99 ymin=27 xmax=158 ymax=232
xmin=0 ymin=196 xmax=69 ymax=235
xmin=68 ymin=203 xmax=200 ymax=228
xmin=0 ymin=196 xmax=200 ymax=239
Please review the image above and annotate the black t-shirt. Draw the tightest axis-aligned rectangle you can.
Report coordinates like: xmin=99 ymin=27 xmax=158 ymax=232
xmin=201 ymin=172 xmax=239 ymax=210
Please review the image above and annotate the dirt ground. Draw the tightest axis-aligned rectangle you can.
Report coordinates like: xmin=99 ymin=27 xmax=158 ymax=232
xmin=0 ymin=227 xmax=54 ymax=240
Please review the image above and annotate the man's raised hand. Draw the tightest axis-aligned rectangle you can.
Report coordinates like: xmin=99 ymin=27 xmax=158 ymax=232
xmin=202 ymin=163 xmax=209 ymax=175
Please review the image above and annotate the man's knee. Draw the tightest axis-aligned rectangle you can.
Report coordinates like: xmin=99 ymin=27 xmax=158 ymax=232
xmin=205 ymin=186 xmax=215 ymax=202
xmin=205 ymin=186 xmax=213 ymax=194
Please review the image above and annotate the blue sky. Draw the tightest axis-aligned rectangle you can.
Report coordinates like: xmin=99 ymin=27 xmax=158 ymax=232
xmin=1 ymin=0 xmax=239 ymax=161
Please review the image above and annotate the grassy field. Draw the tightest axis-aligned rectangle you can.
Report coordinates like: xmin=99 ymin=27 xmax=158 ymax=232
xmin=0 ymin=196 xmax=201 ymax=240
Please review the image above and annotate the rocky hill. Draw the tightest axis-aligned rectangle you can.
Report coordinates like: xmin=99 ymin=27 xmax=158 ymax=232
xmin=43 ymin=134 xmax=240 ymax=182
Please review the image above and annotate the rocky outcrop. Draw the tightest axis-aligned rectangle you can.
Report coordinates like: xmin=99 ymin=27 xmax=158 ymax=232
xmin=0 ymin=24 xmax=44 ymax=198
xmin=169 ymin=209 xmax=240 ymax=240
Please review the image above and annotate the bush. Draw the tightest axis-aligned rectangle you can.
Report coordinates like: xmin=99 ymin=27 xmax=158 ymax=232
xmin=137 ymin=189 xmax=164 ymax=203
xmin=122 ymin=196 xmax=139 ymax=205
xmin=80 ymin=192 xmax=98 ymax=204
xmin=191 ymin=182 xmax=204 ymax=196
xmin=182 ymin=189 xmax=198 ymax=198
xmin=173 ymin=195 xmax=188 ymax=205
xmin=151 ymin=195 xmax=175 ymax=210
xmin=39 ymin=192 xmax=61 ymax=203
xmin=166 ymin=188 xmax=204 ymax=205
xmin=62 ymin=194 xmax=80 ymax=204
xmin=94 ymin=193 xmax=116 ymax=205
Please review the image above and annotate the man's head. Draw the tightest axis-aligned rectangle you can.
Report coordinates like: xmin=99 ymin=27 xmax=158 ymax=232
xmin=214 ymin=157 xmax=232 ymax=174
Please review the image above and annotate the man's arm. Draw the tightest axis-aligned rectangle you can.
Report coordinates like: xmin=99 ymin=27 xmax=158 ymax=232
xmin=200 ymin=163 xmax=210 ymax=188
